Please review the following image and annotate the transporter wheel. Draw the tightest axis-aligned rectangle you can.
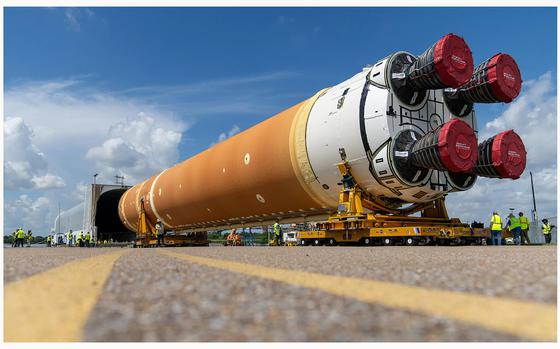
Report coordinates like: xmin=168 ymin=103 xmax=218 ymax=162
xmin=313 ymin=239 xmax=322 ymax=246
xmin=327 ymin=238 xmax=337 ymax=246
xmin=363 ymin=238 xmax=372 ymax=246
xmin=382 ymin=238 xmax=393 ymax=246
xmin=405 ymin=237 xmax=418 ymax=246
xmin=300 ymin=239 xmax=306 ymax=246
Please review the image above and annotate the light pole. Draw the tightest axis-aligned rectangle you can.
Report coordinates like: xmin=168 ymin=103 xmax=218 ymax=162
xmin=92 ymin=173 xmax=98 ymax=243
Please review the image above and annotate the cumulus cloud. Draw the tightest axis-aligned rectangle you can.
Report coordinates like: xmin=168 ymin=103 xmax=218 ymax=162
xmin=4 ymin=78 xmax=188 ymax=234
xmin=86 ymin=113 xmax=182 ymax=184
xmin=4 ymin=195 xmax=53 ymax=234
xmin=212 ymin=124 xmax=241 ymax=146
xmin=4 ymin=117 xmax=65 ymax=190
xmin=447 ymin=72 xmax=557 ymax=224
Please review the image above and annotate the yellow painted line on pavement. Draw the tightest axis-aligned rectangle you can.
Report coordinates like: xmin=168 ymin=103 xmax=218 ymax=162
xmin=160 ymin=249 xmax=557 ymax=341
xmin=4 ymin=250 xmax=128 ymax=342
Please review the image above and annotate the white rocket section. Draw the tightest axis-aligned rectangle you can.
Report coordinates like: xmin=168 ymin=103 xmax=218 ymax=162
xmin=305 ymin=52 xmax=478 ymax=208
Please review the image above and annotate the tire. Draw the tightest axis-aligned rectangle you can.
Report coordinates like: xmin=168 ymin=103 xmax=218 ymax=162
xmin=327 ymin=238 xmax=336 ymax=246
xmin=300 ymin=239 xmax=306 ymax=246
xmin=405 ymin=237 xmax=417 ymax=246
xmin=383 ymin=237 xmax=393 ymax=246
xmin=363 ymin=238 xmax=371 ymax=246
xmin=313 ymin=239 xmax=322 ymax=246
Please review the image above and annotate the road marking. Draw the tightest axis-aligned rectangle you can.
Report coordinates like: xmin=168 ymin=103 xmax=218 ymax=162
xmin=4 ymin=250 xmax=128 ymax=342
xmin=160 ymin=249 xmax=557 ymax=341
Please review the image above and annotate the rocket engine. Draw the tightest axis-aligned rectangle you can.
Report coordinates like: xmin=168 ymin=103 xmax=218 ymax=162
xmin=118 ymin=33 xmax=527 ymax=232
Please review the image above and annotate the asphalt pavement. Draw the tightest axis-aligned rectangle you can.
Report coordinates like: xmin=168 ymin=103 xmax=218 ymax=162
xmin=3 ymin=245 xmax=557 ymax=342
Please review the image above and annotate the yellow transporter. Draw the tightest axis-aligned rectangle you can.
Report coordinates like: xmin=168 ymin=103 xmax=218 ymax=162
xmin=297 ymin=162 xmax=500 ymax=246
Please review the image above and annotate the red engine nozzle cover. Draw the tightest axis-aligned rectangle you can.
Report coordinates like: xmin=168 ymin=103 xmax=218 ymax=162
xmin=438 ymin=118 xmax=478 ymax=172
xmin=491 ymin=130 xmax=527 ymax=179
xmin=433 ymin=34 xmax=474 ymax=88
xmin=486 ymin=53 xmax=522 ymax=103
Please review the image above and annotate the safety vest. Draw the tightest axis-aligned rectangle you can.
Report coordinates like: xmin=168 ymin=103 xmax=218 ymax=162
xmin=490 ymin=215 xmax=502 ymax=230
xmin=542 ymin=223 xmax=552 ymax=234
xmin=47 ymin=236 xmax=52 ymax=242
xmin=273 ymin=223 xmax=281 ymax=236
xmin=67 ymin=232 xmax=72 ymax=240
xmin=508 ymin=216 xmax=521 ymax=231
xmin=85 ymin=233 xmax=91 ymax=241
xmin=78 ymin=233 xmax=83 ymax=241
xmin=519 ymin=216 xmax=529 ymax=229
xmin=16 ymin=229 xmax=25 ymax=239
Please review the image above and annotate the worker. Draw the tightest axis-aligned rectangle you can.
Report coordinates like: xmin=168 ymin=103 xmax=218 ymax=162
xmin=46 ymin=235 xmax=52 ymax=247
xmin=26 ymin=230 xmax=33 ymax=247
xmin=506 ymin=213 xmax=521 ymax=245
xmin=518 ymin=212 xmax=530 ymax=245
xmin=248 ymin=227 xmax=255 ymax=246
xmin=273 ymin=219 xmax=282 ymax=246
xmin=155 ymin=219 xmax=165 ymax=247
xmin=541 ymin=219 xmax=555 ymax=244
xmin=66 ymin=230 xmax=73 ymax=247
xmin=77 ymin=232 xmax=84 ymax=247
xmin=85 ymin=232 xmax=91 ymax=247
xmin=490 ymin=211 xmax=502 ymax=246
xmin=89 ymin=234 xmax=95 ymax=248
xmin=227 ymin=229 xmax=235 ymax=246
xmin=235 ymin=230 xmax=242 ymax=246
xmin=11 ymin=231 xmax=17 ymax=247
xmin=16 ymin=228 xmax=26 ymax=247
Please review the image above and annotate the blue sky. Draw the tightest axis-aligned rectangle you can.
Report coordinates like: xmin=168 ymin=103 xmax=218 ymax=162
xmin=3 ymin=7 xmax=557 ymax=234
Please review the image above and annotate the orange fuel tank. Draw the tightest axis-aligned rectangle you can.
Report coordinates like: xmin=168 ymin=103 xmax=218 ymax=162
xmin=118 ymin=33 xmax=527 ymax=233
xmin=118 ymin=90 xmax=333 ymax=232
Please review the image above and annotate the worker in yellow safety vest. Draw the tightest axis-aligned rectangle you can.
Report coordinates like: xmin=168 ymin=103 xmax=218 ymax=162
xmin=507 ymin=213 xmax=521 ymax=245
xmin=155 ymin=219 xmax=165 ymax=247
xmin=541 ymin=219 xmax=555 ymax=244
xmin=273 ymin=220 xmax=282 ymax=246
xmin=490 ymin=211 xmax=502 ymax=246
xmin=518 ymin=212 xmax=530 ymax=245
xmin=27 ymin=230 xmax=33 ymax=247
xmin=85 ymin=232 xmax=91 ymax=247
xmin=77 ymin=232 xmax=84 ymax=247
xmin=66 ymin=230 xmax=73 ymax=247
xmin=11 ymin=231 xmax=17 ymax=247
xmin=46 ymin=235 xmax=52 ymax=247
xmin=16 ymin=228 xmax=26 ymax=248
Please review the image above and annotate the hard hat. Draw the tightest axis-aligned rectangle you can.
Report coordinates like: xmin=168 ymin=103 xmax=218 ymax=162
xmin=542 ymin=219 xmax=548 ymax=223
xmin=157 ymin=219 xmax=161 ymax=222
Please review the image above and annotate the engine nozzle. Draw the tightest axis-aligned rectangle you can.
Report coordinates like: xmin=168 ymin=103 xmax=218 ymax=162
xmin=410 ymin=119 xmax=478 ymax=172
xmin=452 ymin=53 xmax=522 ymax=104
xmin=407 ymin=33 xmax=474 ymax=90
xmin=392 ymin=119 xmax=478 ymax=185
xmin=472 ymin=130 xmax=526 ymax=179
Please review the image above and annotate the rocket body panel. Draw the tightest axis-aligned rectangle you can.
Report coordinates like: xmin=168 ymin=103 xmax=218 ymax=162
xmin=119 ymin=94 xmax=330 ymax=231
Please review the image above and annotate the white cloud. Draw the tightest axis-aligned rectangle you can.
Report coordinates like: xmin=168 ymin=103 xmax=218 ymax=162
xmin=4 ymin=195 xmax=54 ymax=234
xmin=64 ymin=8 xmax=94 ymax=32
xmin=4 ymin=78 xmax=188 ymax=234
xmin=447 ymin=72 xmax=557 ymax=224
xmin=86 ymin=114 xmax=182 ymax=184
xmin=4 ymin=117 xmax=65 ymax=190
xmin=213 ymin=124 xmax=241 ymax=145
